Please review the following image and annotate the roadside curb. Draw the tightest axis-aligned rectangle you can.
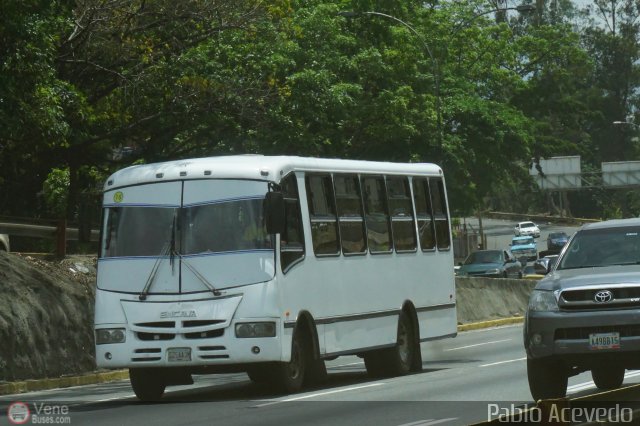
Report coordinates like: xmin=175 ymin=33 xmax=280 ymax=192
xmin=458 ymin=316 xmax=524 ymax=332
xmin=0 ymin=317 xmax=526 ymax=396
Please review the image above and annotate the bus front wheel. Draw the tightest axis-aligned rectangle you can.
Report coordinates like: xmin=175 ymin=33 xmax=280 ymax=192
xmin=271 ymin=332 xmax=306 ymax=392
xmin=129 ymin=368 xmax=166 ymax=402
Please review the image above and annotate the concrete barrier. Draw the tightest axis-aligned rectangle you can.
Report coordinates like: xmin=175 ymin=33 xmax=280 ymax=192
xmin=456 ymin=276 xmax=537 ymax=324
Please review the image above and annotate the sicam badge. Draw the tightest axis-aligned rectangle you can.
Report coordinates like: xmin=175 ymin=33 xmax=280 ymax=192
xmin=113 ymin=191 xmax=124 ymax=203
xmin=7 ymin=402 xmax=30 ymax=424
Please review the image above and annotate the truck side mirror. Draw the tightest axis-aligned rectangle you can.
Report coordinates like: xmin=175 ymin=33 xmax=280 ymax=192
xmin=264 ymin=191 xmax=285 ymax=235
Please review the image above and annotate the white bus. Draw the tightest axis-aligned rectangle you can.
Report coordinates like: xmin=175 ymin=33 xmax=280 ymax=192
xmin=94 ymin=155 xmax=457 ymax=400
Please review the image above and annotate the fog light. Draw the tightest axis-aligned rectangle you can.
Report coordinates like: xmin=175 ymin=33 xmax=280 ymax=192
xmin=532 ymin=333 xmax=543 ymax=345
xmin=251 ymin=346 xmax=260 ymax=354
xmin=105 ymin=352 xmax=112 ymax=360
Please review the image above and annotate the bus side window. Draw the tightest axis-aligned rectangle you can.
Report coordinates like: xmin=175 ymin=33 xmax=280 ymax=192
xmin=334 ymin=174 xmax=367 ymax=254
xmin=280 ymin=174 xmax=305 ymax=272
xmin=362 ymin=175 xmax=392 ymax=253
xmin=305 ymin=174 xmax=340 ymax=256
xmin=412 ymin=178 xmax=436 ymax=251
xmin=429 ymin=177 xmax=451 ymax=250
xmin=387 ymin=177 xmax=417 ymax=252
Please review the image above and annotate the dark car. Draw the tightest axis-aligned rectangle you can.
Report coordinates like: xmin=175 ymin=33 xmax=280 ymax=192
xmin=524 ymin=218 xmax=640 ymax=401
xmin=546 ymin=231 xmax=569 ymax=252
xmin=456 ymin=249 xmax=522 ymax=278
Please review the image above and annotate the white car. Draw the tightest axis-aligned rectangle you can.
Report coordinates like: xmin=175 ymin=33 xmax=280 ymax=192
xmin=514 ymin=221 xmax=540 ymax=238
xmin=0 ymin=234 xmax=9 ymax=251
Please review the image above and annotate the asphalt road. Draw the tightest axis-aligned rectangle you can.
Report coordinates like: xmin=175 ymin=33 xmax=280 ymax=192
xmin=4 ymin=325 xmax=640 ymax=426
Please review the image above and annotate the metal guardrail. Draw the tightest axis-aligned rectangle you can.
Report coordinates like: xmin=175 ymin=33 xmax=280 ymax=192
xmin=0 ymin=219 xmax=99 ymax=257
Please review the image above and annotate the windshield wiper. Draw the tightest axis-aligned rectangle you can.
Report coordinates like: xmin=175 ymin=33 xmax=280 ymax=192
xmin=139 ymin=212 xmax=178 ymax=301
xmin=179 ymin=256 xmax=222 ymax=296
xmin=139 ymin=241 xmax=171 ymax=301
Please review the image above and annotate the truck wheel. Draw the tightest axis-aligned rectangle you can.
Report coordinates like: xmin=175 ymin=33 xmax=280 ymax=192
xmin=592 ymin=366 xmax=625 ymax=390
xmin=129 ymin=368 xmax=166 ymax=402
xmin=527 ymin=358 xmax=567 ymax=401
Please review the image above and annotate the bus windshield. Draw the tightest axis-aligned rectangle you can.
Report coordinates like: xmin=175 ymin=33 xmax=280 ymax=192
xmin=102 ymin=198 xmax=272 ymax=258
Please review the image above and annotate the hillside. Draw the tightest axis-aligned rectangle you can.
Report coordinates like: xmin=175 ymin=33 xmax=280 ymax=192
xmin=0 ymin=252 xmax=97 ymax=381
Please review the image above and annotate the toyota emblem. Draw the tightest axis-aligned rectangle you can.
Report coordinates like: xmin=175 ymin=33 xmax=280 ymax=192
xmin=594 ymin=290 xmax=613 ymax=303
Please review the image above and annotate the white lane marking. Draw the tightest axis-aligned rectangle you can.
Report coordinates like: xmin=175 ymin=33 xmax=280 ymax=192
xmin=479 ymin=357 xmax=526 ymax=368
xmin=444 ymin=339 xmax=511 ymax=351
xmin=94 ymin=394 xmax=136 ymax=402
xmin=567 ymin=370 xmax=640 ymax=394
xmin=397 ymin=419 xmax=458 ymax=426
xmin=330 ymin=361 xmax=365 ymax=368
xmin=253 ymin=383 xmax=385 ymax=407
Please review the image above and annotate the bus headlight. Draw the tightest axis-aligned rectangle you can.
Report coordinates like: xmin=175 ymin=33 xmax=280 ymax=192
xmin=96 ymin=328 xmax=126 ymax=344
xmin=528 ymin=290 xmax=559 ymax=312
xmin=235 ymin=322 xmax=276 ymax=338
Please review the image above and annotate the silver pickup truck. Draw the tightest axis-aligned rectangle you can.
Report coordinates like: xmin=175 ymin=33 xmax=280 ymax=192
xmin=524 ymin=218 xmax=640 ymax=400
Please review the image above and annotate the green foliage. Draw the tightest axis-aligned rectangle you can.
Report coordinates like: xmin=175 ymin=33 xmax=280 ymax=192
xmin=42 ymin=167 xmax=70 ymax=218
xmin=0 ymin=0 xmax=638 ymax=221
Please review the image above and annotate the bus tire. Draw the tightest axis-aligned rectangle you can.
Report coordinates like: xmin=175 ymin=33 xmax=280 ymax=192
xmin=129 ymin=368 xmax=166 ymax=402
xmin=247 ymin=366 xmax=272 ymax=384
xmin=384 ymin=311 xmax=414 ymax=376
xmin=304 ymin=358 xmax=327 ymax=386
xmin=271 ymin=332 xmax=306 ymax=393
xmin=365 ymin=311 xmax=414 ymax=377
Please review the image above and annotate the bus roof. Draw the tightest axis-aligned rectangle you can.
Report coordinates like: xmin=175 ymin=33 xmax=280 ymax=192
xmin=103 ymin=155 xmax=443 ymax=191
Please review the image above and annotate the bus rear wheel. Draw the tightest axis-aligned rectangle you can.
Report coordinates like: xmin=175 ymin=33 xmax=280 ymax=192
xmin=129 ymin=368 xmax=166 ymax=402
xmin=365 ymin=311 xmax=415 ymax=377
xmin=386 ymin=311 xmax=414 ymax=376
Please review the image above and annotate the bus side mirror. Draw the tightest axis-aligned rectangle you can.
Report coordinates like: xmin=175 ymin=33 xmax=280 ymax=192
xmin=265 ymin=191 xmax=285 ymax=235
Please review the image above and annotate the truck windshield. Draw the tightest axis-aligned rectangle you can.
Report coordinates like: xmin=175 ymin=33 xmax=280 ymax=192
xmin=557 ymin=226 xmax=640 ymax=270
xmin=102 ymin=198 xmax=272 ymax=258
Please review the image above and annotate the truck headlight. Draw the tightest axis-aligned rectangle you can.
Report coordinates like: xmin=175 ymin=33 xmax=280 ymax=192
xmin=235 ymin=322 xmax=276 ymax=338
xmin=528 ymin=290 xmax=559 ymax=312
xmin=95 ymin=328 xmax=126 ymax=344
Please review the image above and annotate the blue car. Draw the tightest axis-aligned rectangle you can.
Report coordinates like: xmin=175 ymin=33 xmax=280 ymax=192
xmin=456 ymin=249 xmax=523 ymax=279
xmin=510 ymin=236 xmax=538 ymax=262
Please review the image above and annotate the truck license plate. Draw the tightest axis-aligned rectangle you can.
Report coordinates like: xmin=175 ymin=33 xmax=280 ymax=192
xmin=589 ymin=332 xmax=620 ymax=350
xmin=167 ymin=347 xmax=191 ymax=362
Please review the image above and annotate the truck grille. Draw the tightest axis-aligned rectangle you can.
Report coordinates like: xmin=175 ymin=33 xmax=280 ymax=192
xmin=559 ymin=286 xmax=640 ymax=311
xmin=133 ymin=319 xmax=226 ymax=340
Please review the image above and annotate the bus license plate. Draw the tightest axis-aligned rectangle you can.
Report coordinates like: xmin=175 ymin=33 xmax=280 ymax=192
xmin=167 ymin=347 xmax=191 ymax=362
xmin=589 ymin=332 xmax=620 ymax=350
